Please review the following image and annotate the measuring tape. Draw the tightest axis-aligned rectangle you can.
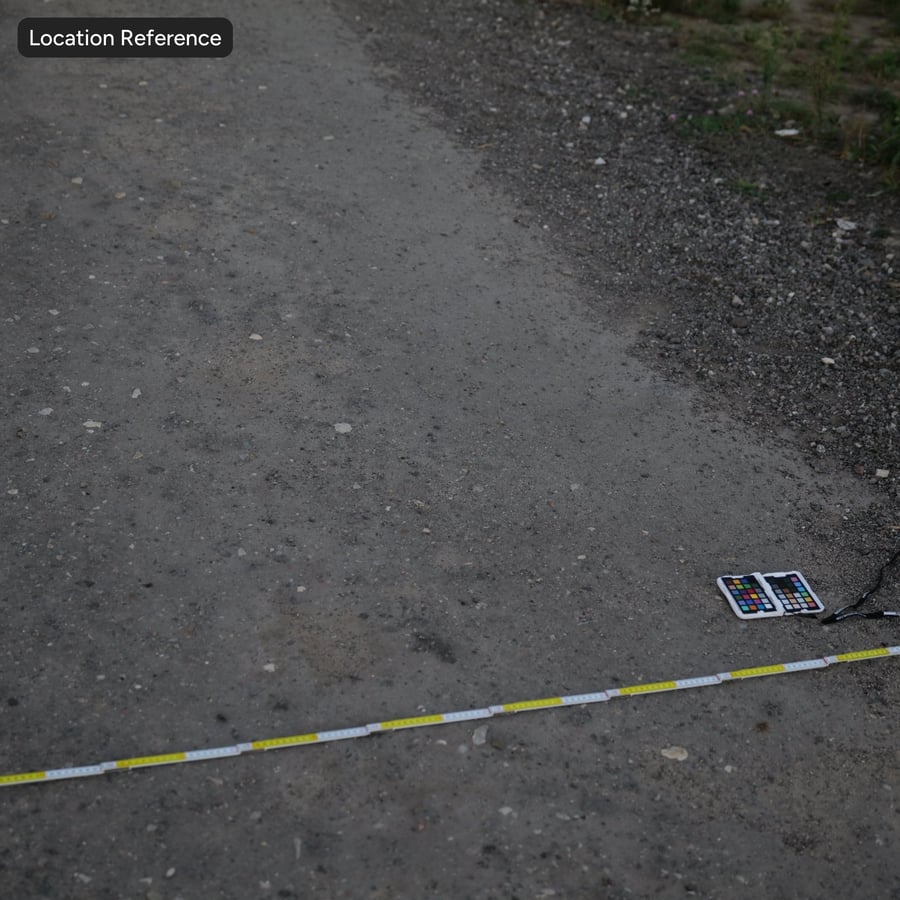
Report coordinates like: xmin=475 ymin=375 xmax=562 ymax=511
xmin=2 ymin=645 xmax=897 ymax=789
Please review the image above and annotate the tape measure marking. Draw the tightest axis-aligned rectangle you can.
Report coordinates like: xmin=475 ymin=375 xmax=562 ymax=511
xmin=834 ymin=647 xmax=891 ymax=662
xmin=502 ymin=697 xmax=564 ymax=713
xmin=1 ymin=770 xmax=48 ymax=785
xmin=1 ymin=645 xmax=897 ymax=789
xmin=618 ymin=680 xmax=679 ymax=695
xmin=728 ymin=663 xmax=788 ymax=679
xmin=379 ymin=714 xmax=445 ymax=731
xmin=252 ymin=734 xmax=319 ymax=750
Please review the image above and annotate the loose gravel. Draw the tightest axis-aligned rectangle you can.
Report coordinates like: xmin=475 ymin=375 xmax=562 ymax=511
xmin=339 ymin=0 xmax=900 ymax=546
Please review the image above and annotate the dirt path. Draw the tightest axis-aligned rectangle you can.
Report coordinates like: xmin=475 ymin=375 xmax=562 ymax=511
xmin=1 ymin=1 xmax=897 ymax=897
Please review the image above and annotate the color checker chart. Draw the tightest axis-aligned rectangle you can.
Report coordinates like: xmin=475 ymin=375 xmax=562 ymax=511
xmin=764 ymin=572 xmax=824 ymax=615
xmin=717 ymin=571 xmax=825 ymax=620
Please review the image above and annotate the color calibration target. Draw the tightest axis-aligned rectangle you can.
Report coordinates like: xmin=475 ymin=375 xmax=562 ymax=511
xmin=717 ymin=574 xmax=782 ymax=619
xmin=717 ymin=570 xmax=825 ymax=619
xmin=762 ymin=571 xmax=825 ymax=615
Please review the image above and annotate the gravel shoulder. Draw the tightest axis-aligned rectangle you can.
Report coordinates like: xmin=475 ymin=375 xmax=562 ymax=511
xmin=339 ymin=0 xmax=900 ymax=531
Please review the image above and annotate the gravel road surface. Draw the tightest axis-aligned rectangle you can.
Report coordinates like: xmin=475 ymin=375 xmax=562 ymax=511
xmin=1 ymin=2 xmax=897 ymax=898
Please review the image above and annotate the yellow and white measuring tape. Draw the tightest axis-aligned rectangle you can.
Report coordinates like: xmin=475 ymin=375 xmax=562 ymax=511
xmin=2 ymin=645 xmax=897 ymax=789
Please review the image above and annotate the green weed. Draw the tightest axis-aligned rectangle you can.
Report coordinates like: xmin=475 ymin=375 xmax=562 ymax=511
xmin=734 ymin=178 xmax=763 ymax=195
xmin=752 ymin=24 xmax=790 ymax=105
xmin=809 ymin=0 xmax=856 ymax=133
xmin=769 ymin=97 xmax=815 ymax=125
xmin=865 ymin=49 xmax=900 ymax=81
xmin=874 ymin=94 xmax=900 ymax=174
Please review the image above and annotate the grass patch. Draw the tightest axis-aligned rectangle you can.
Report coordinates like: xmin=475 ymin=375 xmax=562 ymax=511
xmin=682 ymin=35 xmax=736 ymax=64
xmin=734 ymin=178 xmax=763 ymax=195
xmin=572 ymin=0 xmax=900 ymax=181
xmin=865 ymin=49 xmax=900 ymax=81
xmin=742 ymin=0 xmax=791 ymax=22
xmin=655 ymin=0 xmax=900 ymax=184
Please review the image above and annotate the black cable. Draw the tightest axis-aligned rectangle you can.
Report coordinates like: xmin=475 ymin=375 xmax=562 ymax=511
xmin=822 ymin=543 xmax=900 ymax=624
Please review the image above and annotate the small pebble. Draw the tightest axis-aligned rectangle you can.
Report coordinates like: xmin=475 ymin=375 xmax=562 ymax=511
xmin=661 ymin=746 xmax=689 ymax=761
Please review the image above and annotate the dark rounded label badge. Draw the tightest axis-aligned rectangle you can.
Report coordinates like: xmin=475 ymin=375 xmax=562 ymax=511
xmin=18 ymin=18 xmax=233 ymax=58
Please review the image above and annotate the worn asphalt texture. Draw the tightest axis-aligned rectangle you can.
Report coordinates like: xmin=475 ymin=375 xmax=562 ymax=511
xmin=1 ymin=1 xmax=898 ymax=898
